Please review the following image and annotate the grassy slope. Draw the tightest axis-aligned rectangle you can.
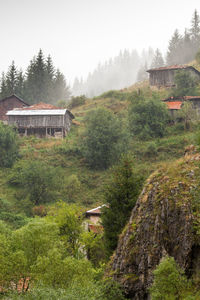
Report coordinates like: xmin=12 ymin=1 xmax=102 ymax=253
xmin=0 ymin=79 xmax=199 ymax=227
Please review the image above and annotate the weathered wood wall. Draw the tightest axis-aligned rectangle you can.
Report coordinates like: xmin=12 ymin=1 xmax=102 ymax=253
xmin=0 ymin=96 xmax=27 ymax=121
xmin=149 ymin=68 xmax=200 ymax=87
xmin=8 ymin=113 xmax=72 ymax=131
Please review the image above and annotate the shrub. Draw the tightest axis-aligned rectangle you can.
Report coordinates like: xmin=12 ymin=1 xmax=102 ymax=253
xmin=32 ymin=205 xmax=47 ymax=217
xmin=171 ymin=70 xmax=199 ymax=97
xmin=68 ymin=95 xmax=86 ymax=109
xmin=144 ymin=142 xmax=158 ymax=157
xmin=128 ymin=95 xmax=169 ymax=140
xmin=0 ymin=123 xmax=19 ymax=168
xmin=9 ymin=160 xmax=61 ymax=205
xmin=150 ymin=256 xmax=189 ymax=300
xmin=82 ymin=108 xmax=128 ymax=170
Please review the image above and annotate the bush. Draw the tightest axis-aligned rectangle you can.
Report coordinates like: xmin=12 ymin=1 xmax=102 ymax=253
xmin=128 ymin=95 xmax=169 ymax=140
xmin=144 ymin=142 xmax=158 ymax=157
xmin=82 ymin=108 xmax=128 ymax=169
xmin=9 ymin=160 xmax=61 ymax=205
xmin=68 ymin=95 xmax=86 ymax=109
xmin=99 ymin=90 xmax=128 ymax=101
xmin=150 ymin=256 xmax=189 ymax=300
xmin=171 ymin=70 xmax=199 ymax=97
xmin=0 ymin=123 xmax=19 ymax=167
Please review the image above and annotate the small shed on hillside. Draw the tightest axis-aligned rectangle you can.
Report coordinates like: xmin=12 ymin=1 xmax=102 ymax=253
xmin=0 ymin=94 xmax=29 ymax=122
xmin=6 ymin=102 xmax=74 ymax=138
xmin=165 ymin=101 xmax=183 ymax=117
xmin=163 ymin=96 xmax=200 ymax=114
xmin=84 ymin=205 xmax=107 ymax=234
xmin=147 ymin=65 xmax=200 ymax=88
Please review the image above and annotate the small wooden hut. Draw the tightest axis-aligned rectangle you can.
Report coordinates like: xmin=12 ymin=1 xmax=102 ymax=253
xmin=147 ymin=65 xmax=200 ymax=88
xmin=163 ymin=96 xmax=200 ymax=115
xmin=0 ymin=94 xmax=29 ymax=122
xmin=7 ymin=102 xmax=74 ymax=138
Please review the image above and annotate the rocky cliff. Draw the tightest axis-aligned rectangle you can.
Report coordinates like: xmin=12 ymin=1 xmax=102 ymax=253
xmin=109 ymin=148 xmax=200 ymax=299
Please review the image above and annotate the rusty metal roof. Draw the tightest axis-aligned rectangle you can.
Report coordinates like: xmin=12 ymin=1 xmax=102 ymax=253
xmin=22 ymin=102 xmax=59 ymax=110
xmin=166 ymin=101 xmax=183 ymax=110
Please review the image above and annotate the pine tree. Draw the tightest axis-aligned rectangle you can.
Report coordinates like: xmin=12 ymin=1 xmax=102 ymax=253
xmin=0 ymin=72 xmax=7 ymax=99
xmin=190 ymin=9 xmax=200 ymax=57
xmin=25 ymin=49 xmax=46 ymax=103
xmin=137 ymin=62 xmax=148 ymax=81
xmin=15 ymin=70 xmax=25 ymax=98
xmin=167 ymin=29 xmax=183 ymax=65
xmin=101 ymin=155 xmax=142 ymax=255
xmin=190 ymin=9 xmax=200 ymax=44
xmin=182 ymin=29 xmax=193 ymax=63
xmin=53 ymin=69 xmax=71 ymax=101
xmin=151 ymin=48 xmax=164 ymax=68
xmin=5 ymin=61 xmax=18 ymax=95
xmin=45 ymin=55 xmax=55 ymax=103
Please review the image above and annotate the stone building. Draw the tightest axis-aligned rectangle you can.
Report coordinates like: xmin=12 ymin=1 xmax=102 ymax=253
xmin=6 ymin=102 xmax=74 ymax=138
xmin=147 ymin=65 xmax=200 ymax=88
xmin=0 ymin=94 xmax=29 ymax=122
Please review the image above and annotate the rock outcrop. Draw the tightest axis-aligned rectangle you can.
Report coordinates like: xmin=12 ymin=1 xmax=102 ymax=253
xmin=109 ymin=150 xmax=200 ymax=299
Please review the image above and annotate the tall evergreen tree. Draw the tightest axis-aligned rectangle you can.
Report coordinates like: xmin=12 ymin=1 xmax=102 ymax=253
xmin=45 ymin=55 xmax=55 ymax=103
xmin=151 ymin=48 xmax=164 ymax=68
xmin=190 ymin=9 xmax=200 ymax=44
xmin=53 ymin=69 xmax=71 ymax=101
xmin=167 ymin=29 xmax=183 ymax=65
xmin=5 ymin=61 xmax=18 ymax=95
xmin=0 ymin=72 xmax=7 ymax=99
xmin=15 ymin=70 xmax=25 ymax=98
xmin=101 ymin=155 xmax=142 ymax=255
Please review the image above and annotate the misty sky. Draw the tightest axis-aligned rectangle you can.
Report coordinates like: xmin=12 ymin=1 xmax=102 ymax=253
xmin=1 ymin=0 xmax=200 ymax=84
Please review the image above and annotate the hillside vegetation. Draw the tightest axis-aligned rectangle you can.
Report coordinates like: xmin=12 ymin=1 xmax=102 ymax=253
xmin=1 ymin=71 xmax=200 ymax=299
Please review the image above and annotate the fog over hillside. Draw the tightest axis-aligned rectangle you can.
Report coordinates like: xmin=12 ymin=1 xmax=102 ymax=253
xmin=72 ymin=48 xmax=155 ymax=97
xmin=72 ymin=9 xmax=200 ymax=97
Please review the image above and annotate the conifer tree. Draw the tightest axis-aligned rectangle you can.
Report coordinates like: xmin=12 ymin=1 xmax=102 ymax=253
xmin=101 ymin=155 xmax=142 ymax=255
xmin=45 ymin=55 xmax=55 ymax=103
xmin=167 ymin=29 xmax=183 ymax=65
xmin=0 ymin=72 xmax=7 ymax=99
xmin=53 ymin=69 xmax=71 ymax=101
xmin=5 ymin=61 xmax=18 ymax=95
xmin=151 ymin=48 xmax=164 ymax=68
xmin=15 ymin=70 xmax=25 ymax=98
xmin=190 ymin=9 xmax=200 ymax=44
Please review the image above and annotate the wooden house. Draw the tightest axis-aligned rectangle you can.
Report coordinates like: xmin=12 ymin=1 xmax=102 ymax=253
xmin=6 ymin=102 xmax=74 ymax=138
xmin=84 ymin=205 xmax=107 ymax=233
xmin=0 ymin=94 xmax=29 ymax=122
xmin=147 ymin=65 xmax=200 ymax=88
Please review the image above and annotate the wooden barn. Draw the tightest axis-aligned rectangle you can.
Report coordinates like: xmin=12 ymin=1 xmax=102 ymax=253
xmin=0 ymin=94 xmax=29 ymax=122
xmin=147 ymin=65 xmax=200 ymax=88
xmin=6 ymin=102 xmax=74 ymax=138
